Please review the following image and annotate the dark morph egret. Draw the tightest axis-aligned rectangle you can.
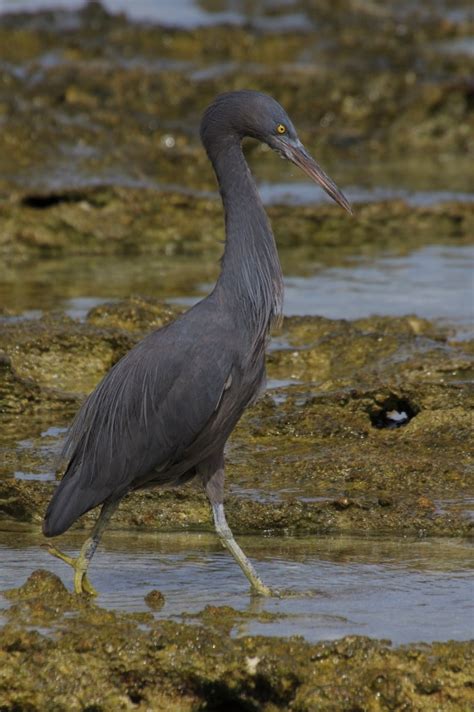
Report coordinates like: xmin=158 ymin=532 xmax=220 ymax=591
xmin=44 ymin=90 xmax=352 ymax=596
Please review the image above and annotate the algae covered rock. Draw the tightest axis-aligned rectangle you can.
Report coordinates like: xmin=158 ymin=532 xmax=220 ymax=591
xmin=87 ymin=296 xmax=182 ymax=332
xmin=1 ymin=572 xmax=473 ymax=711
xmin=144 ymin=589 xmax=165 ymax=611
xmin=0 ymin=312 xmax=136 ymax=398
xmin=0 ymin=306 xmax=472 ymax=538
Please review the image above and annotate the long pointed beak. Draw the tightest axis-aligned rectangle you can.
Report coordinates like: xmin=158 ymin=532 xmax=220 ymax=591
xmin=282 ymin=140 xmax=353 ymax=214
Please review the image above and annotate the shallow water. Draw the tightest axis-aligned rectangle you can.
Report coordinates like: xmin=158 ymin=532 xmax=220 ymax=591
xmin=2 ymin=245 xmax=473 ymax=335
xmin=171 ymin=245 xmax=474 ymax=335
xmin=0 ymin=0 xmax=243 ymax=27
xmin=437 ymin=37 xmax=474 ymax=57
xmin=1 ymin=0 xmax=473 ymax=657
xmin=0 ymin=529 xmax=472 ymax=645
xmin=259 ymin=182 xmax=474 ymax=208
xmin=2 ymin=0 xmax=472 ymax=32
xmin=283 ymin=245 xmax=474 ymax=329
xmin=0 ymin=0 xmax=309 ymax=30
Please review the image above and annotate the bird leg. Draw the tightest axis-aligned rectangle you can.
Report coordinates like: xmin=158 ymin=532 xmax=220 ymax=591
xmin=47 ymin=544 xmax=98 ymax=596
xmin=211 ymin=502 xmax=273 ymax=597
xmin=47 ymin=499 xmax=119 ymax=596
xmin=203 ymin=463 xmax=273 ymax=596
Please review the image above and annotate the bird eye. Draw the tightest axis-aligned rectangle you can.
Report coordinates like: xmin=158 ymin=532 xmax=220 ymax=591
xmin=276 ymin=123 xmax=287 ymax=135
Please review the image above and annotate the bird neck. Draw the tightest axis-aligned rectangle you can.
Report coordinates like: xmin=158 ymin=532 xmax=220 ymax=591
xmin=211 ymin=137 xmax=283 ymax=340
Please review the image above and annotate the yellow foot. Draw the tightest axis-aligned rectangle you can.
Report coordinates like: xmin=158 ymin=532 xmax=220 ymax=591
xmin=47 ymin=544 xmax=97 ymax=596
xmin=250 ymin=582 xmax=279 ymax=598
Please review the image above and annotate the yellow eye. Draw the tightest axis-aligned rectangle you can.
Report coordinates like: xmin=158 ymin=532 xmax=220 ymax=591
xmin=276 ymin=123 xmax=287 ymax=135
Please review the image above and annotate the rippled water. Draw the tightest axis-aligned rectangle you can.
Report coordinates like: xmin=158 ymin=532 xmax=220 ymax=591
xmin=2 ymin=0 xmax=472 ymax=33
xmin=2 ymin=245 xmax=473 ymax=336
xmin=283 ymin=245 xmax=474 ymax=328
xmin=0 ymin=529 xmax=472 ymax=644
xmin=0 ymin=0 xmax=241 ymax=26
xmin=259 ymin=182 xmax=474 ymax=207
xmin=172 ymin=245 xmax=474 ymax=336
xmin=1 ymin=0 xmax=472 ymax=650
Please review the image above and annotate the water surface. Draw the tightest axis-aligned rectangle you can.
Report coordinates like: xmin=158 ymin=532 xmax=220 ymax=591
xmin=0 ymin=529 xmax=472 ymax=645
xmin=173 ymin=245 xmax=474 ymax=336
xmin=0 ymin=0 xmax=242 ymax=26
xmin=2 ymin=246 xmax=472 ymax=335
xmin=283 ymin=245 xmax=474 ymax=330
xmin=1 ymin=0 xmax=473 ymax=651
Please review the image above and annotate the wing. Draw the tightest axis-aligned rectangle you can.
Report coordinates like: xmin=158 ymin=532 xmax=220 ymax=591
xmin=43 ymin=307 xmax=236 ymax=536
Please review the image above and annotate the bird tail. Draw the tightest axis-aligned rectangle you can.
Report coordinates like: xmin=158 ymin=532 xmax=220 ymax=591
xmin=42 ymin=468 xmax=106 ymax=538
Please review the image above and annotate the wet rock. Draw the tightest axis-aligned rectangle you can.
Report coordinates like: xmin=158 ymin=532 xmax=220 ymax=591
xmin=332 ymin=497 xmax=352 ymax=510
xmin=1 ymin=582 xmax=473 ymax=712
xmin=5 ymin=568 xmax=73 ymax=603
xmin=417 ymin=496 xmax=436 ymax=511
xmin=144 ymin=589 xmax=165 ymax=611
xmin=0 ymin=0 xmax=472 ymax=199
xmin=0 ymin=313 xmax=136 ymax=396
xmin=87 ymin=296 xmax=182 ymax=332
xmin=2 ymin=193 xmax=473 ymax=264
xmin=0 ymin=479 xmax=49 ymax=525
xmin=1 ymin=188 xmax=223 ymax=260
xmin=0 ymin=310 xmax=472 ymax=538
xmin=3 ymin=569 xmax=86 ymax=625
xmin=0 ymin=351 xmax=43 ymax=413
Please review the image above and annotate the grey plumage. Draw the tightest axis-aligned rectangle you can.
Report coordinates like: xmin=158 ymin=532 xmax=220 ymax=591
xmin=43 ymin=90 xmax=351 ymax=595
xmin=44 ymin=305 xmax=248 ymax=534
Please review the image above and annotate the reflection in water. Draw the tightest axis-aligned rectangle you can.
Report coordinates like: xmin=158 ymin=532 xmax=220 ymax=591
xmin=3 ymin=246 xmax=472 ymax=332
xmin=259 ymin=182 xmax=474 ymax=207
xmin=0 ymin=0 xmax=243 ymax=26
xmin=0 ymin=253 xmax=212 ymax=317
xmin=283 ymin=245 xmax=474 ymax=331
xmin=0 ymin=529 xmax=472 ymax=644
xmin=171 ymin=246 xmax=474 ymax=335
xmin=0 ymin=0 xmax=472 ymax=650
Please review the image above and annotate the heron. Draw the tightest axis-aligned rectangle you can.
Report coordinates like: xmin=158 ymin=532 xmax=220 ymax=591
xmin=43 ymin=90 xmax=352 ymax=596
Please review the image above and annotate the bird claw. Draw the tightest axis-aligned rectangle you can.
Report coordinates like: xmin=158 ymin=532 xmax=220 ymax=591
xmin=271 ymin=588 xmax=321 ymax=599
xmin=74 ymin=569 xmax=98 ymax=597
xmin=250 ymin=583 xmax=280 ymax=598
xmin=47 ymin=544 xmax=97 ymax=596
xmin=46 ymin=543 xmax=75 ymax=567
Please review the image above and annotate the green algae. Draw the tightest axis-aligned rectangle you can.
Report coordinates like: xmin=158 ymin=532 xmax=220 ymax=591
xmin=0 ymin=313 xmax=135 ymax=396
xmin=0 ymin=3 xmax=472 ymax=708
xmin=87 ymin=297 xmax=182 ymax=332
xmin=0 ymin=1 xmax=472 ymax=196
xmin=1 ymin=191 xmax=473 ymax=264
xmin=144 ymin=589 xmax=165 ymax=611
xmin=0 ymin=569 xmax=473 ymax=711
xmin=1 ymin=305 xmax=472 ymax=538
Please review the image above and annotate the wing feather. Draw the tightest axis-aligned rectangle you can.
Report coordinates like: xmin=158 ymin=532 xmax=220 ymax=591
xmin=43 ymin=310 xmax=235 ymax=536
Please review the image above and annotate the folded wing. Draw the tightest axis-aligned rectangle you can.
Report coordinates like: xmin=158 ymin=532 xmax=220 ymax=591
xmin=43 ymin=314 xmax=234 ymax=536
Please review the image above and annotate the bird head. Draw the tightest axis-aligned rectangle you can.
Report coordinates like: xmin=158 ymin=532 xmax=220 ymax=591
xmin=202 ymin=90 xmax=352 ymax=214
